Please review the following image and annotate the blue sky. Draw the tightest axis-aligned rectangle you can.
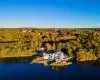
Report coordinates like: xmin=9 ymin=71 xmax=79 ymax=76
xmin=0 ymin=0 xmax=100 ymax=28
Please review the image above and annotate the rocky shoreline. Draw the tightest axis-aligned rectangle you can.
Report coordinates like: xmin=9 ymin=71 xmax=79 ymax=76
xmin=30 ymin=57 xmax=72 ymax=67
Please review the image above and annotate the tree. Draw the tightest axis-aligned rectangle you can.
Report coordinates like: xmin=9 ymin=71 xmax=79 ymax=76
xmin=52 ymin=43 xmax=56 ymax=50
xmin=76 ymin=49 xmax=97 ymax=61
xmin=57 ymin=43 xmax=62 ymax=50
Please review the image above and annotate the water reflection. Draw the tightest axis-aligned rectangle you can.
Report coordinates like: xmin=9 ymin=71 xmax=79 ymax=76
xmin=0 ymin=57 xmax=29 ymax=63
xmin=50 ymin=66 xmax=63 ymax=71
xmin=76 ymin=60 xmax=100 ymax=67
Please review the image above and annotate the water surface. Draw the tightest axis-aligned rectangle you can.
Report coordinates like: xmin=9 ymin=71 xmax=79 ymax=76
xmin=0 ymin=58 xmax=100 ymax=80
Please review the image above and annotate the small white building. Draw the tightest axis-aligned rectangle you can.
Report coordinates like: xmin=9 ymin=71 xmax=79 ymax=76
xmin=29 ymin=31 xmax=31 ymax=32
xmin=23 ymin=30 xmax=27 ymax=33
xmin=36 ymin=47 xmax=45 ymax=51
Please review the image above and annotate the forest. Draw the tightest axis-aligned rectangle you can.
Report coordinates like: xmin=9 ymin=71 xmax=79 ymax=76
xmin=0 ymin=28 xmax=100 ymax=61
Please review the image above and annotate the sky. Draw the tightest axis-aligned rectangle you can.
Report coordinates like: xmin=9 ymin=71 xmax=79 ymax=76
xmin=0 ymin=0 xmax=100 ymax=28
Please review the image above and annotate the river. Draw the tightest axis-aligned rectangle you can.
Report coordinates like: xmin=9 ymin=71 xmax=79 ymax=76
xmin=0 ymin=57 xmax=100 ymax=80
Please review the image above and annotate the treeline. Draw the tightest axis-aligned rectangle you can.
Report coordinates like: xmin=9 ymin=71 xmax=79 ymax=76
xmin=0 ymin=28 xmax=100 ymax=61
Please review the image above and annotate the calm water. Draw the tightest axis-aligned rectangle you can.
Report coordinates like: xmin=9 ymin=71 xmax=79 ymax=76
xmin=0 ymin=57 xmax=100 ymax=80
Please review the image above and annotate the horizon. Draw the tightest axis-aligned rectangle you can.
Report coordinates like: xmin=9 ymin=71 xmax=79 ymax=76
xmin=0 ymin=0 xmax=100 ymax=28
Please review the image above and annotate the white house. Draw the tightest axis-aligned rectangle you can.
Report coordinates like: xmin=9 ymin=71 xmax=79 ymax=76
xmin=23 ymin=30 xmax=27 ymax=33
xmin=43 ymin=51 xmax=67 ymax=62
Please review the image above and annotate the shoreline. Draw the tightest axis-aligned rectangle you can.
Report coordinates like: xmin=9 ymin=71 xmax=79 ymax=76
xmin=0 ymin=55 xmax=33 ymax=58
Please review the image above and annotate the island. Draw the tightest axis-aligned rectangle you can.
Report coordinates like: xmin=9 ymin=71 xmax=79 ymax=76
xmin=30 ymin=48 xmax=72 ymax=66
